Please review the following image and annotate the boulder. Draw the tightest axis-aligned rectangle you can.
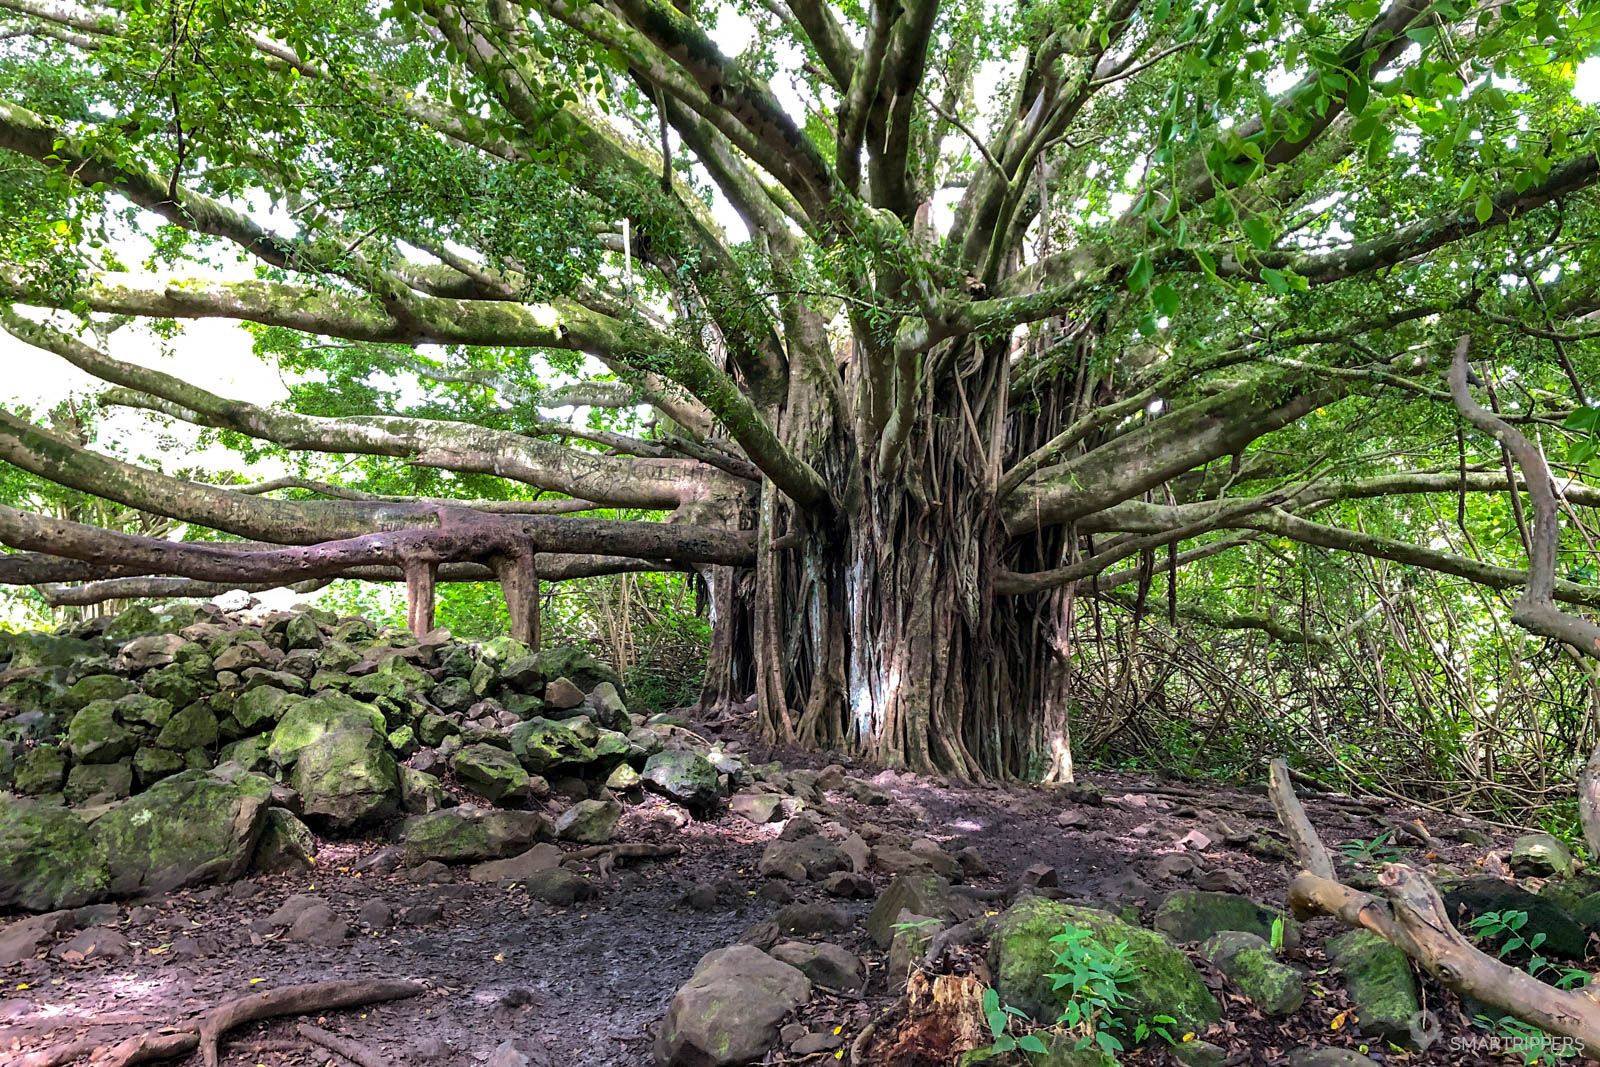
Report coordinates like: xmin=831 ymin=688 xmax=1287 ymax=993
xmin=114 ymin=693 xmax=174 ymax=729
xmin=555 ymin=798 xmax=623 ymax=844
xmin=642 ymin=750 xmax=720 ymax=812
xmin=989 ymin=895 xmax=1219 ymax=1033
xmin=140 ymin=665 xmax=203 ymax=709
xmin=1153 ymin=889 xmax=1298 ymax=949
xmin=62 ymin=674 xmax=134 ymax=711
xmin=584 ymin=682 xmax=629 ymax=730
xmin=292 ymin=727 xmax=398 ymax=829
xmin=773 ymin=901 xmax=850 ymax=936
xmin=401 ymin=807 xmax=550 ymax=864
xmin=1326 ymin=929 xmax=1420 ymax=1044
xmin=116 ymin=633 xmax=183 ymax=672
xmin=155 ymin=702 xmax=220 ymax=750
xmin=533 ymin=646 xmax=620 ymax=695
xmin=452 ymin=744 xmax=535 ymax=804
xmin=284 ymin=614 xmax=324 ymax=652
xmin=654 ymin=945 xmax=811 ymax=1067
xmin=499 ymin=654 xmax=545 ymax=693
xmin=400 ymin=767 xmax=448 ymax=815
xmin=768 ymin=941 xmax=863 ymax=991
xmin=543 ymin=677 xmax=586 ymax=710
xmin=91 ymin=769 xmax=270 ymax=899
xmin=509 ymin=717 xmax=594 ymax=774
xmin=730 ymin=792 xmax=784 ymax=825
xmin=1510 ymin=833 xmax=1576 ymax=878
xmin=287 ymin=903 xmax=349 ymax=945
xmin=760 ymin=835 xmax=848 ymax=882
xmin=267 ymin=692 xmax=385 ymax=766
xmin=524 ymin=867 xmax=597 ymax=906
xmin=1200 ymin=931 xmax=1304 ymax=1015
xmin=13 ymin=745 xmax=66 ymax=795
xmin=64 ymin=761 xmax=133 ymax=805
xmin=1442 ymin=877 xmax=1588 ymax=960
xmin=605 ymin=763 xmax=643 ymax=791
xmin=254 ymin=808 xmax=317 ymax=873
xmin=66 ymin=701 xmax=136 ymax=764
xmin=234 ymin=685 xmax=294 ymax=731
xmin=0 ymin=800 xmax=109 ymax=911
xmin=469 ymin=843 xmax=563 ymax=883
xmin=866 ymin=874 xmax=951 ymax=948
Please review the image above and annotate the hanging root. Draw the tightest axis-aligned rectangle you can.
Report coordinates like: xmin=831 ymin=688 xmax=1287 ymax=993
xmin=1269 ymin=757 xmax=1600 ymax=1050
xmin=17 ymin=978 xmax=426 ymax=1067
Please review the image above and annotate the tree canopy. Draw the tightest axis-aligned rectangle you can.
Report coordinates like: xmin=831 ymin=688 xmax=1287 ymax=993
xmin=2 ymin=0 xmax=1599 ymax=781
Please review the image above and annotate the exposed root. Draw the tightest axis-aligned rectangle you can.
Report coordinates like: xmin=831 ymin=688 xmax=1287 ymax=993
xmin=296 ymin=1023 xmax=393 ymax=1067
xmin=1266 ymin=757 xmax=1335 ymax=879
xmin=198 ymin=979 xmax=426 ymax=1067
xmin=1270 ymin=757 xmax=1600 ymax=1050
xmin=95 ymin=1034 xmax=201 ymax=1067
xmin=12 ymin=1039 xmax=100 ymax=1067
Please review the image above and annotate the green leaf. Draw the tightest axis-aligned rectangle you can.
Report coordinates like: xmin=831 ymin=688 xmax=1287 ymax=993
xmin=1128 ymin=253 xmax=1154 ymax=292
xmin=1261 ymin=267 xmax=1290 ymax=294
xmin=1475 ymin=192 xmax=1494 ymax=223
xmin=1241 ymin=216 xmax=1276 ymax=249
xmin=1018 ymin=1034 xmax=1049 ymax=1054
xmin=1151 ymin=283 xmax=1180 ymax=318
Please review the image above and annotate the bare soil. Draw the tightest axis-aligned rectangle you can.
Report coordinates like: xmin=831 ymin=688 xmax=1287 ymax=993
xmin=0 ymin=731 xmax=1569 ymax=1066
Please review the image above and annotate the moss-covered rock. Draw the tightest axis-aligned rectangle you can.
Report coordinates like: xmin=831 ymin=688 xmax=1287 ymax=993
xmin=1510 ymin=833 xmax=1575 ymax=879
xmin=1442 ymin=877 xmax=1588 ymax=960
xmin=1326 ymin=929 xmax=1420 ymax=1044
xmin=13 ymin=744 xmax=67 ymax=794
xmin=1201 ymin=931 xmax=1303 ymax=1015
xmin=509 ymin=717 xmax=594 ymax=774
xmin=429 ymin=676 xmax=476 ymax=714
xmin=453 ymin=743 xmax=535 ymax=804
xmin=291 ymin=727 xmax=398 ymax=829
xmin=141 ymin=665 xmax=203 ymax=709
xmin=11 ymin=632 xmax=102 ymax=670
xmin=91 ymin=769 xmax=269 ymax=898
xmin=1153 ymin=889 xmax=1297 ymax=948
xmin=234 ymin=685 xmax=293 ymax=731
xmin=642 ymin=750 xmax=720 ymax=812
xmin=0 ymin=799 xmax=109 ymax=911
xmin=284 ymin=614 xmax=324 ymax=652
xmin=554 ymin=798 xmax=622 ymax=843
xmin=156 ymin=703 xmax=219 ymax=750
xmin=103 ymin=604 xmax=160 ymax=642
xmin=217 ymin=733 xmax=273 ymax=772
xmin=534 ymin=646 xmax=621 ymax=695
xmin=266 ymin=692 xmax=385 ymax=765
xmin=133 ymin=745 xmax=188 ymax=786
xmin=254 ymin=807 xmax=317 ymax=872
xmin=989 ymin=896 xmax=1220 ymax=1033
xmin=63 ymin=673 xmax=134 ymax=711
xmin=400 ymin=806 xmax=550 ymax=864
xmin=64 ymin=760 xmax=134 ymax=805
xmin=66 ymin=701 xmax=136 ymax=764
xmin=400 ymin=766 xmax=447 ymax=814
xmin=113 ymin=693 xmax=174 ymax=729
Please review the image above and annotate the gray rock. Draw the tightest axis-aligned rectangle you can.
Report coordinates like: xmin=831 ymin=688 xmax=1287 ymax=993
xmin=654 ymin=945 xmax=811 ymax=1067
xmin=401 ymin=807 xmax=550 ymax=864
xmin=772 ymin=901 xmax=850 ymax=936
xmin=1511 ymin=832 xmax=1576 ymax=878
xmin=866 ymin=873 xmax=950 ymax=948
xmin=642 ymin=750 xmax=720 ymax=813
xmin=253 ymin=808 xmax=316 ymax=873
xmin=760 ymin=835 xmax=848 ymax=882
xmin=555 ymin=798 xmax=623 ymax=844
xmin=453 ymin=743 xmax=535 ymax=804
xmin=524 ymin=867 xmax=595 ymax=906
xmin=1288 ymin=1051 xmax=1380 ymax=1067
xmin=730 ymin=792 xmax=784 ymax=825
xmin=287 ymin=903 xmax=349 ymax=945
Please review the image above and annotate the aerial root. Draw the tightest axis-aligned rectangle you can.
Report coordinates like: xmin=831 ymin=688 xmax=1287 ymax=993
xmin=16 ymin=977 xmax=426 ymax=1067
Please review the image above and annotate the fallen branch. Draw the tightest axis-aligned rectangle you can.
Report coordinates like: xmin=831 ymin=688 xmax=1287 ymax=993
xmin=1267 ymin=757 xmax=1336 ymax=879
xmin=1272 ymin=765 xmax=1600 ymax=1050
xmin=198 ymin=979 xmax=426 ymax=1067
xmin=296 ymin=1024 xmax=393 ymax=1067
xmin=94 ymin=1033 xmax=201 ymax=1067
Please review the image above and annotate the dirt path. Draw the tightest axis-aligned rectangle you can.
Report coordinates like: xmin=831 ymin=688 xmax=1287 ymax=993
xmin=0 ymin=754 xmax=1533 ymax=1067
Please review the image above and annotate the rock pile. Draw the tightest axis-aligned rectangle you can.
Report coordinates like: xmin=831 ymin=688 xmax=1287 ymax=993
xmin=0 ymin=602 xmax=744 ymax=912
